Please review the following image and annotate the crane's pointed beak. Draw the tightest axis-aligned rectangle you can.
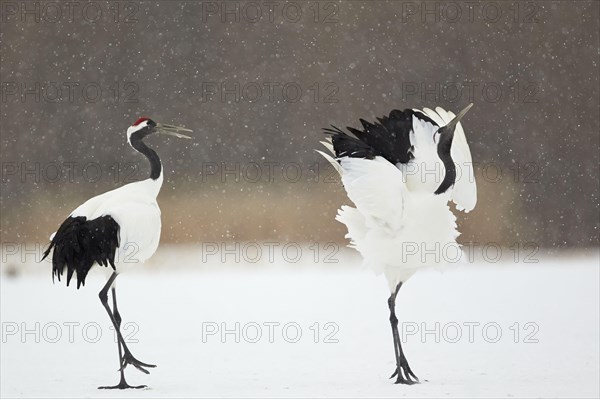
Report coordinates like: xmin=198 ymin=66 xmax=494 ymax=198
xmin=156 ymin=123 xmax=193 ymax=139
xmin=441 ymin=103 xmax=473 ymax=132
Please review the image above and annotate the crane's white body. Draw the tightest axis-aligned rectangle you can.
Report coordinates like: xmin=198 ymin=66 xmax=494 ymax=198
xmin=56 ymin=173 xmax=163 ymax=266
xmin=320 ymin=107 xmax=476 ymax=291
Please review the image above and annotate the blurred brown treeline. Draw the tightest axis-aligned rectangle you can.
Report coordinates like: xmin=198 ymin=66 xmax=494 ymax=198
xmin=1 ymin=1 xmax=598 ymax=247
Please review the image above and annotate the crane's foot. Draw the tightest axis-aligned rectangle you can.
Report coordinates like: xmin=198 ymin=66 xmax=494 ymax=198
xmin=98 ymin=376 xmax=147 ymax=389
xmin=120 ymin=351 xmax=156 ymax=374
xmin=98 ymin=382 xmax=147 ymax=390
xmin=390 ymin=364 xmax=419 ymax=385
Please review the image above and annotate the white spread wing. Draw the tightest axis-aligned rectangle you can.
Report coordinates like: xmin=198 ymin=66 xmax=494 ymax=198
xmin=316 ymin=138 xmax=343 ymax=176
xmin=339 ymin=156 xmax=406 ymax=229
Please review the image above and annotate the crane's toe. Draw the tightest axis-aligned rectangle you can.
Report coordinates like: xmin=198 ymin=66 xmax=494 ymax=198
xmin=390 ymin=365 xmax=419 ymax=385
xmin=120 ymin=352 xmax=157 ymax=374
xmin=98 ymin=382 xmax=148 ymax=390
xmin=394 ymin=376 xmax=418 ymax=385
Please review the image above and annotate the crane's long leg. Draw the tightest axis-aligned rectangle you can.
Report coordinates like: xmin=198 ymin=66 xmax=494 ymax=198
xmin=99 ymin=280 xmax=148 ymax=389
xmin=388 ymin=282 xmax=419 ymax=385
xmin=97 ymin=272 xmax=156 ymax=389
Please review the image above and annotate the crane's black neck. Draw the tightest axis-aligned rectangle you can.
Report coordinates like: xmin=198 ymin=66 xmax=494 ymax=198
xmin=130 ymin=134 xmax=162 ymax=180
xmin=434 ymin=129 xmax=456 ymax=195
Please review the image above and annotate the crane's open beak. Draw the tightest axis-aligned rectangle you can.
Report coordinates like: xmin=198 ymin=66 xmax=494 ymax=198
xmin=441 ymin=103 xmax=473 ymax=132
xmin=156 ymin=123 xmax=193 ymax=139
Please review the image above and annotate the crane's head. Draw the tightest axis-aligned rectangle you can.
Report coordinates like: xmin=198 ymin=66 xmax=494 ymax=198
xmin=432 ymin=103 xmax=473 ymax=146
xmin=126 ymin=117 xmax=192 ymax=145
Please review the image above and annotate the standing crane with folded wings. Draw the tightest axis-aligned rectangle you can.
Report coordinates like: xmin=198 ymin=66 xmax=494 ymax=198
xmin=42 ymin=117 xmax=192 ymax=389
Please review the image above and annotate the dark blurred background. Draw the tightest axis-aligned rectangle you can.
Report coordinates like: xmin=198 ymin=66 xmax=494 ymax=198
xmin=1 ymin=0 xmax=598 ymax=248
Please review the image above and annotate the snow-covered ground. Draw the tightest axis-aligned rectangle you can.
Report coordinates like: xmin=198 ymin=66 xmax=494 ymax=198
xmin=1 ymin=247 xmax=598 ymax=398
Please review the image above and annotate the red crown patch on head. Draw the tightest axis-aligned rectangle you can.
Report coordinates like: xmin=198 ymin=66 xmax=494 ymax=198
xmin=132 ymin=117 xmax=150 ymax=126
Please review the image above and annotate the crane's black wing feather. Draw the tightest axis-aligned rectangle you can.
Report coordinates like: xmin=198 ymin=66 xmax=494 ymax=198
xmin=41 ymin=215 xmax=120 ymax=289
xmin=324 ymin=109 xmax=438 ymax=165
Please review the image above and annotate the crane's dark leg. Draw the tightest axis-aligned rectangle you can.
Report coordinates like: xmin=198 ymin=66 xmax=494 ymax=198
xmin=97 ymin=272 xmax=156 ymax=389
xmin=388 ymin=282 xmax=419 ymax=385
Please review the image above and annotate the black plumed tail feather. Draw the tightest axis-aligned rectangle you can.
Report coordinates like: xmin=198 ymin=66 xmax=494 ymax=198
xmin=323 ymin=109 xmax=438 ymax=165
xmin=41 ymin=215 xmax=120 ymax=289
